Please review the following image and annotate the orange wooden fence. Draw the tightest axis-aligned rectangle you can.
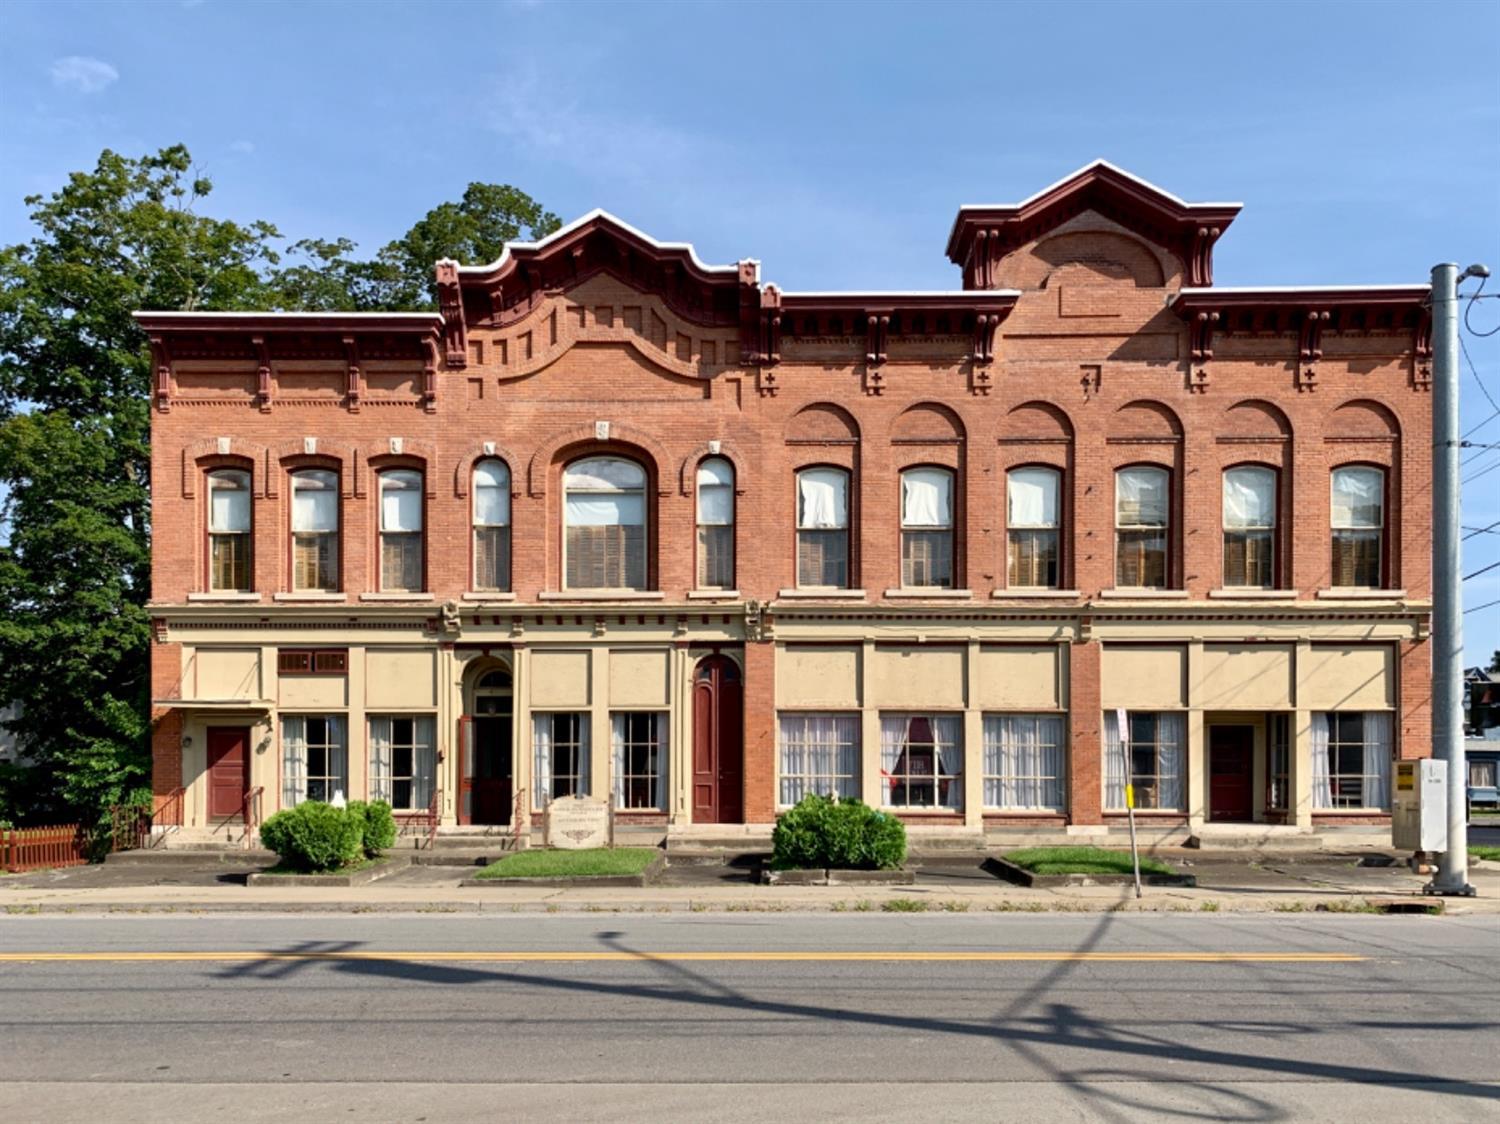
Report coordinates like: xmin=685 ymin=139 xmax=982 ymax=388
xmin=1 ymin=825 xmax=88 ymax=872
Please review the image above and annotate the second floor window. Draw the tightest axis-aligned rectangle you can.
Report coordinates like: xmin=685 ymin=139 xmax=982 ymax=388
xmin=379 ymin=470 xmax=423 ymax=592
xmin=1007 ymin=467 xmax=1060 ymax=588
xmin=797 ymin=467 xmax=850 ymax=588
xmin=1331 ymin=466 xmax=1384 ymax=588
xmin=207 ymin=469 xmax=251 ymax=591
xmin=564 ymin=456 xmax=646 ymax=589
xmin=1223 ymin=466 xmax=1276 ymax=589
xmin=473 ymin=460 xmax=511 ymax=592
xmin=1116 ymin=466 xmax=1169 ymax=589
xmin=291 ymin=470 xmax=338 ymax=592
xmin=696 ymin=457 xmax=735 ymax=589
xmin=900 ymin=467 xmax=954 ymax=588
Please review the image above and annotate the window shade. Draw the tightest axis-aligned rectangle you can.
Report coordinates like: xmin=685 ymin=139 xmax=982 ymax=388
xmin=798 ymin=469 xmax=848 ymax=529
xmin=564 ymin=458 xmax=645 ymax=491
xmin=901 ymin=468 xmax=952 ymax=528
xmin=697 ymin=459 xmax=734 ymax=525
xmin=1223 ymin=467 xmax=1276 ymax=529
xmin=291 ymin=472 xmax=338 ymax=533
xmin=1008 ymin=468 xmax=1059 ymax=528
xmin=209 ymin=473 xmax=250 ymax=533
xmin=1116 ymin=467 xmax=1168 ymax=526
xmin=1331 ymin=467 xmax=1383 ymax=528
xmin=473 ymin=461 xmax=511 ymax=526
xmin=380 ymin=472 xmax=423 ymax=532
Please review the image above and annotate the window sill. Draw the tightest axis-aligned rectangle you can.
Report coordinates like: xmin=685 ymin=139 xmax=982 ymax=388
xmin=359 ymin=592 xmax=434 ymax=602
xmin=1208 ymin=588 xmax=1299 ymax=600
xmin=883 ymin=588 xmax=973 ymax=600
xmin=462 ymin=591 xmax=517 ymax=602
xmin=777 ymin=588 xmax=867 ymax=601
xmin=992 ymin=589 xmax=1081 ymax=600
xmin=1096 ymin=589 xmax=1190 ymax=600
xmin=538 ymin=590 xmax=666 ymax=601
xmin=1314 ymin=588 xmax=1407 ymax=600
xmin=687 ymin=589 xmax=740 ymax=600
xmin=187 ymin=592 xmax=261 ymax=603
xmin=273 ymin=592 xmax=346 ymax=602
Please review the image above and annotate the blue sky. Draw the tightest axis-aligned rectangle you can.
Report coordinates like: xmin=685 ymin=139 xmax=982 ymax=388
xmin=2 ymin=0 xmax=1498 ymax=656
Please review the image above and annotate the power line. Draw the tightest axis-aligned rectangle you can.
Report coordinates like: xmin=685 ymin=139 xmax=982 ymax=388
xmin=1466 ymin=596 xmax=1500 ymax=615
xmin=1466 ymin=275 xmax=1499 ymax=337
xmin=1464 ymin=559 xmax=1500 ymax=582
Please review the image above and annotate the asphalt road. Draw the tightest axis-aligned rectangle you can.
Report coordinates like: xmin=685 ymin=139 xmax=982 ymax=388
xmin=1 ymin=913 xmax=1497 ymax=1122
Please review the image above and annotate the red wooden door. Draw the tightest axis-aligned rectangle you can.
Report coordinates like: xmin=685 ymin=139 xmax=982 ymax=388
xmin=206 ymin=727 xmax=249 ymax=821
xmin=692 ymin=655 xmax=743 ymax=824
xmin=1209 ymin=725 xmax=1254 ymax=823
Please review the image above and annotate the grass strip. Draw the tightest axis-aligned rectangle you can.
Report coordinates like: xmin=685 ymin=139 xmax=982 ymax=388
xmin=475 ymin=847 xmax=659 ymax=880
xmin=1004 ymin=845 xmax=1175 ymax=877
xmin=1469 ymin=845 xmax=1500 ymax=862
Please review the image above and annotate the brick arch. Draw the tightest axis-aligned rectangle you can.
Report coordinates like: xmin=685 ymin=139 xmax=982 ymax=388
xmin=1006 ymin=400 xmax=1075 ymax=441
xmin=527 ymin=422 xmax=671 ymax=497
xmin=1111 ymin=399 xmax=1184 ymax=440
xmin=1224 ymin=398 xmax=1292 ymax=440
xmin=181 ymin=437 xmax=267 ymax=498
xmin=677 ymin=442 xmax=750 ymax=497
xmin=266 ymin=437 xmax=360 ymax=497
xmin=453 ymin=441 xmax=524 ymax=497
xmin=367 ymin=439 xmax=438 ymax=498
xmin=786 ymin=402 xmax=860 ymax=442
xmin=1331 ymin=398 xmax=1400 ymax=439
xmin=890 ymin=402 xmax=966 ymax=443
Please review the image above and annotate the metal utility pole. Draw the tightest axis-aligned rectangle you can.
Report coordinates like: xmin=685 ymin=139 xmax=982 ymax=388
xmin=1428 ymin=261 xmax=1486 ymax=896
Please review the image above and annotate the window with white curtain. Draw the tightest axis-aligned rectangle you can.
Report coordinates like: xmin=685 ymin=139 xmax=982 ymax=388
xmin=1310 ymin=711 xmax=1392 ymax=809
xmin=291 ymin=469 xmax=338 ymax=592
xmin=533 ymin=711 xmax=590 ymax=807
xmin=1007 ymin=467 xmax=1060 ymax=589
xmin=280 ymin=715 xmax=346 ymax=807
xmin=368 ymin=715 xmax=435 ymax=811
xmin=207 ymin=469 xmax=252 ymax=591
xmin=612 ymin=712 xmax=666 ymax=810
xmin=696 ymin=457 xmax=735 ymax=589
xmin=564 ymin=457 xmax=647 ymax=589
xmin=778 ymin=713 xmax=860 ymax=804
xmin=900 ymin=467 xmax=954 ymax=588
xmin=1331 ymin=466 xmax=1384 ymax=588
xmin=983 ymin=714 xmax=1065 ymax=810
xmin=1223 ymin=466 xmax=1276 ymax=588
xmin=880 ymin=714 xmax=962 ymax=810
xmin=473 ymin=459 xmax=511 ymax=592
xmin=378 ymin=470 xmax=424 ymax=592
xmin=797 ymin=467 xmax=851 ymax=588
xmin=1115 ymin=466 xmax=1169 ymax=588
xmin=1103 ymin=711 xmax=1184 ymax=810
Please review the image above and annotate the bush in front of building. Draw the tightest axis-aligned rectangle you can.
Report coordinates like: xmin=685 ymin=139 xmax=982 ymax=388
xmin=346 ymin=799 xmax=398 ymax=856
xmin=772 ymin=794 xmax=907 ymax=871
xmin=258 ymin=802 xmax=364 ymax=872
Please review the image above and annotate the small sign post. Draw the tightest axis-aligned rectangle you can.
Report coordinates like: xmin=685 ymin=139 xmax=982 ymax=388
xmin=1118 ymin=707 xmax=1142 ymax=900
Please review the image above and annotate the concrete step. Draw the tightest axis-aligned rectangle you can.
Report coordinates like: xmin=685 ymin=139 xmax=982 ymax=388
xmin=106 ymin=847 xmax=275 ymax=866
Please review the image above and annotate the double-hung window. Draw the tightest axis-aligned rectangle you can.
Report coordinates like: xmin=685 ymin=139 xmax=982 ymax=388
xmin=378 ymin=470 xmax=424 ymax=592
xmin=796 ymin=467 xmax=850 ymax=588
xmin=1331 ymin=466 xmax=1384 ymax=588
xmin=696 ymin=457 xmax=735 ymax=589
xmin=612 ymin=712 xmax=666 ymax=810
xmin=1007 ymin=467 xmax=1060 ymax=588
xmin=881 ymin=714 xmax=962 ymax=810
xmin=291 ymin=469 xmax=338 ymax=592
xmin=900 ymin=467 xmax=954 ymax=588
xmin=564 ymin=457 xmax=647 ymax=589
xmin=280 ymin=715 xmax=347 ymax=806
xmin=1104 ymin=711 xmax=1184 ymax=810
xmin=1115 ymin=466 xmax=1169 ymax=589
xmin=207 ymin=469 xmax=252 ymax=592
xmin=369 ymin=715 xmax=436 ymax=812
xmin=1311 ymin=711 xmax=1393 ymax=809
xmin=778 ymin=713 xmax=860 ymax=805
xmin=533 ymin=712 xmax=590 ymax=807
xmin=983 ymin=714 xmax=1065 ymax=810
xmin=1222 ymin=466 xmax=1276 ymax=589
xmin=473 ymin=459 xmax=511 ymax=592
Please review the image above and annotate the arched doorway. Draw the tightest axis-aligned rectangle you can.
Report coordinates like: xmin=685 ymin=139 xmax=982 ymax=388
xmin=692 ymin=654 xmax=743 ymax=824
xmin=462 ymin=665 xmax=514 ymax=825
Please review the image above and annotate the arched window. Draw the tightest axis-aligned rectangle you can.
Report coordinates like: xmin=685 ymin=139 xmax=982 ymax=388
xmin=796 ymin=466 xmax=850 ymax=588
xmin=1223 ymin=466 xmax=1276 ymax=589
xmin=564 ymin=456 xmax=646 ymax=589
xmin=473 ymin=460 xmax=511 ymax=592
xmin=696 ymin=457 xmax=735 ymax=590
xmin=378 ymin=469 xmax=424 ymax=592
xmin=1007 ymin=467 xmax=1060 ymax=588
xmin=1115 ymin=466 xmax=1169 ymax=589
xmin=290 ymin=469 xmax=338 ymax=592
xmin=1331 ymin=466 xmax=1384 ymax=587
xmin=207 ymin=468 xmax=251 ymax=592
xmin=900 ymin=467 xmax=954 ymax=588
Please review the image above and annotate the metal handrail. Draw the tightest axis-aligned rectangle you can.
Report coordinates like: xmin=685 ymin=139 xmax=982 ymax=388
xmin=212 ymin=786 xmax=264 ymax=848
xmin=146 ymin=788 xmax=186 ymax=849
xmin=425 ymin=787 xmax=442 ymax=851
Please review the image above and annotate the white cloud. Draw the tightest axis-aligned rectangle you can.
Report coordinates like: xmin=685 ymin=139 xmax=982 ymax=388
xmin=49 ymin=56 xmax=119 ymax=94
xmin=228 ymin=139 xmax=256 ymax=154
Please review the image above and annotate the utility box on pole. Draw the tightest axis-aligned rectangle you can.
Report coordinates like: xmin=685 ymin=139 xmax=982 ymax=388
xmin=1392 ymin=759 xmax=1448 ymax=854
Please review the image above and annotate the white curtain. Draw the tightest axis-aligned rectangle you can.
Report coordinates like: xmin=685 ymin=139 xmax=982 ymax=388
xmin=697 ymin=458 xmax=734 ymax=526
xmin=1008 ymin=468 xmax=1059 ymax=529
xmin=292 ymin=471 xmax=338 ymax=532
xmin=380 ymin=472 xmax=423 ymax=532
xmin=610 ymin=715 xmax=625 ymax=809
xmin=901 ymin=468 xmax=952 ymax=528
xmin=1158 ymin=712 xmax=1184 ymax=811
xmin=412 ymin=716 xmax=435 ymax=810
xmin=209 ymin=473 xmax=251 ymax=532
xmin=1363 ymin=712 xmax=1392 ymax=809
xmin=1103 ymin=711 xmax=1127 ymax=809
xmin=880 ymin=715 xmax=961 ymax=809
xmin=1311 ymin=713 xmax=1333 ymax=809
xmin=935 ymin=716 xmax=963 ymax=809
xmin=474 ymin=461 xmax=510 ymax=526
xmin=779 ymin=714 xmax=859 ymax=804
xmin=984 ymin=715 xmax=1064 ymax=810
xmin=326 ymin=716 xmax=348 ymax=802
xmin=532 ymin=715 xmax=554 ymax=807
xmin=564 ymin=457 xmax=645 ymax=491
xmin=879 ymin=717 xmax=904 ymax=806
xmin=566 ymin=493 xmax=644 ymax=526
xmin=1331 ymin=467 xmax=1383 ymax=528
xmin=798 ymin=469 xmax=848 ymax=529
xmin=281 ymin=716 xmax=307 ymax=807
xmin=1223 ymin=467 xmax=1276 ymax=529
xmin=369 ymin=717 xmax=393 ymax=803
xmin=1116 ymin=467 xmax=1168 ymax=526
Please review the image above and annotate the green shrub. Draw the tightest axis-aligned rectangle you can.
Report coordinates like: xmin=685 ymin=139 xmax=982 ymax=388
xmin=350 ymin=800 xmax=397 ymax=856
xmin=258 ymin=802 xmax=363 ymax=872
xmin=772 ymin=794 xmax=907 ymax=871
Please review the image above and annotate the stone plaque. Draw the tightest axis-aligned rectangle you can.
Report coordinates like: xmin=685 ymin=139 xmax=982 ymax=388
xmin=545 ymin=795 xmax=611 ymax=850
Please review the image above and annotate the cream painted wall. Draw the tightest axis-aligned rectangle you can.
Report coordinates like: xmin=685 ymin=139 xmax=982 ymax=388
xmin=1100 ymin=645 xmax=1186 ymax=709
xmin=191 ymin=648 xmax=262 ymax=700
xmin=279 ymin=675 xmax=348 ymax=709
xmin=777 ymin=644 xmax=861 ymax=708
xmin=1297 ymin=644 xmax=1395 ymax=710
xmin=975 ymin=645 xmax=1064 ymax=709
xmin=868 ymin=645 xmax=966 ymax=710
xmin=609 ymin=649 xmax=670 ymax=707
xmin=1195 ymin=644 xmax=1295 ymax=711
xmin=530 ymin=649 xmax=592 ymax=708
xmin=365 ymin=649 xmax=437 ymax=709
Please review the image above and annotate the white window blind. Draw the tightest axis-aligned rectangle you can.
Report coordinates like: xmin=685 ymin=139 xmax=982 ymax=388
xmin=901 ymin=468 xmax=952 ymax=528
xmin=1116 ymin=467 xmax=1168 ymax=526
xmin=473 ymin=460 xmax=511 ymax=526
xmin=1223 ymin=467 xmax=1276 ymax=529
xmin=380 ymin=471 xmax=423 ymax=532
xmin=797 ymin=468 xmax=848 ymax=529
xmin=291 ymin=470 xmax=338 ymax=533
xmin=1331 ymin=466 xmax=1383 ymax=528
xmin=209 ymin=471 xmax=251 ymax=533
xmin=1008 ymin=468 xmax=1059 ymax=528
xmin=696 ymin=458 xmax=734 ymax=525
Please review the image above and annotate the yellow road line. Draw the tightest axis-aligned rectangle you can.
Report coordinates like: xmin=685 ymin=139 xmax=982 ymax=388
xmin=0 ymin=951 xmax=1366 ymax=964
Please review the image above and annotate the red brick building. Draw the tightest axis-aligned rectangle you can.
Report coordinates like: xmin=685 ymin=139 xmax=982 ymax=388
xmin=140 ymin=161 xmax=1432 ymax=847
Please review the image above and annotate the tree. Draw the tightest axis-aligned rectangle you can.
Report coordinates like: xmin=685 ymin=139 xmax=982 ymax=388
xmin=1489 ymin=650 xmax=1500 ymax=675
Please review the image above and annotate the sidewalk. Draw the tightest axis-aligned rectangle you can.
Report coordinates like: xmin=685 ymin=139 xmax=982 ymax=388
xmin=3 ymin=851 xmax=1497 ymax=915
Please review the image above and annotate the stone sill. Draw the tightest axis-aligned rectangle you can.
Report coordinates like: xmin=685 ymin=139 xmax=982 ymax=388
xmin=186 ymin=592 xmax=261 ymax=603
xmin=1096 ymin=589 xmax=1190 ymax=600
xmin=273 ymin=592 xmax=346 ymax=603
xmin=1314 ymin=589 xmax=1407 ymax=601
xmin=883 ymin=588 xmax=974 ymax=601
xmin=777 ymin=588 xmax=867 ymax=601
xmin=538 ymin=590 xmax=666 ymax=602
xmin=992 ymin=589 xmax=1081 ymax=600
xmin=1208 ymin=589 xmax=1299 ymax=601
xmin=462 ymin=591 xmax=517 ymax=602
xmin=687 ymin=589 xmax=740 ymax=600
xmin=358 ymin=592 xmax=435 ymax=602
